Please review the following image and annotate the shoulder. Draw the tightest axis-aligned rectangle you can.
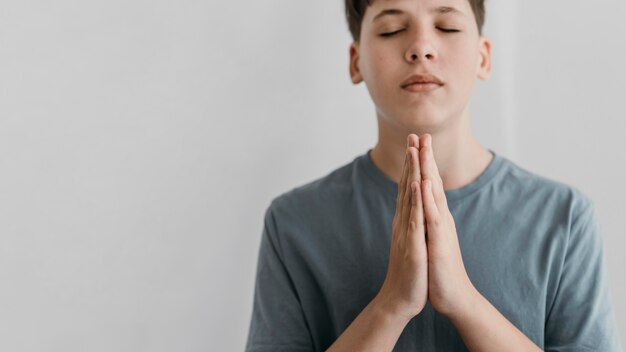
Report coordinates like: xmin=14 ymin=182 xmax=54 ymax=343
xmin=495 ymin=155 xmax=594 ymax=225
xmin=267 ymin=154 xmax=360 ymax=223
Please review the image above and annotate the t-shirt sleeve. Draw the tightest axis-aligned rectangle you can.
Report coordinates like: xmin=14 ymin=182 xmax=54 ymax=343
xmin=245 ymin=202 xmax=314 ymax=352
xmin=544 ymin=197 xmax=623 ymax=351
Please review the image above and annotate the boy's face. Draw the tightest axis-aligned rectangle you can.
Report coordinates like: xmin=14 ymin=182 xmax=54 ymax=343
xmin=350 ymin=0 xmax=491 ymax=131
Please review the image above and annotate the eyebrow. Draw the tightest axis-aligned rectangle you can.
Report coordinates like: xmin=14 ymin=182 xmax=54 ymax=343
xmin=372 ymin=6 xmax=466 ymax=22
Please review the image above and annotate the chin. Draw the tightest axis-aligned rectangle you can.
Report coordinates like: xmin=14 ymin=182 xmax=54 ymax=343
xmin=401 ymin=109 xmax=443 ymax=129
xmin=378 ymin=105 xmax=447 ymax=132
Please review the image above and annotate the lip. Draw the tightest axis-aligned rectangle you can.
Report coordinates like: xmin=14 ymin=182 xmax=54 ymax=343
xmin=401 ymin=73 xmax=444 ymax=92
xmin=402 ymin=82 xmax=442 ymax=92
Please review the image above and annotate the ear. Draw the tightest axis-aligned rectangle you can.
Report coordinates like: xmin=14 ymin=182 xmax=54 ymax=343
xmin=349 ymin=42 xmax=363 ymax=84
xmin=477 ymin=36 xmax=492 ymax=81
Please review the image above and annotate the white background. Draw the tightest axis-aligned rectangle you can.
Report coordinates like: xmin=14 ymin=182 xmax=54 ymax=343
xmin=0 ymin=1 xmax=624 ymax=351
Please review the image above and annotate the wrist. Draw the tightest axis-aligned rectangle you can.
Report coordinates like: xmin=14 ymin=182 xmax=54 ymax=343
xmin=372 ymin=293 xmax=416 ymax=325
xmin=446 ymin=283 xmax=482 ymax=323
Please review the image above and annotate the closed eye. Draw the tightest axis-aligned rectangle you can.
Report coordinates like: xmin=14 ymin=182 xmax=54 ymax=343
xmin=438 ymin=27 xmax=460 ymax=33
xmin=380 ymin=29 xmax=405 ymax=37
xmin=380 ymin=27 xmax=460 ymax=37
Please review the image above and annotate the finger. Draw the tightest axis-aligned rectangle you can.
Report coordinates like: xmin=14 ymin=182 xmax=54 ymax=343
xmin=396 ymin=145 xmax=410 ymax=208
xmin=406 ymin=180 xmax=426 ymax=251
xmin=422 ymin=179 xmax=441 ymax=231
xmin=397 ymin=134 xmax=414 ymax=202
xmin=405 ymin=136 xmax=422 ymax=228
xmin=401 ymin=146 xmax=416 ymax=233
xmin=409 ymin=134 xmax=421 ymax=182
xmin=419 ymin=134 xmax=448 ymax=212
xmin=419 ymin=134 xmax=441 ymax=187
xmin=403 ymin=134 xmax=422 ymax=229
xmin=393 ymin=146 xmax=411 ymax=231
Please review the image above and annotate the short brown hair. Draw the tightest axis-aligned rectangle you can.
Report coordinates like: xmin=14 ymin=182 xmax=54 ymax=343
xmin=345 ymin=0 xmax=486 ymax=42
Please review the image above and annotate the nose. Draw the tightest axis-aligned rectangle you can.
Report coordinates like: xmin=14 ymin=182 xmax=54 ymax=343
xmin=405 ymin=30 xmax=437 ymax=63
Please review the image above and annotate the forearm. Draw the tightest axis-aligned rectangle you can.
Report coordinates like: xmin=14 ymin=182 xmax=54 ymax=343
xmin=326 ymin=294 xmax=412 ymax=352
xmin=448 ymin=287 xmax=542 ymax=352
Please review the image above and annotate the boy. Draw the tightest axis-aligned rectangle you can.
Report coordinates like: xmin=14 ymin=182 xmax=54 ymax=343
xmin=246 ymin=0 xmax=623 ymax=350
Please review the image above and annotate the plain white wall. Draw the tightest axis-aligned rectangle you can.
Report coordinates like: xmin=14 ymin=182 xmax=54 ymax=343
xmin=0 ymin=1 xmax=623 ymax=351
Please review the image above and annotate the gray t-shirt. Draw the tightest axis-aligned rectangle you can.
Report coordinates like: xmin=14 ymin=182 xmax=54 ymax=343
xmin=245 ymin=148 xmax=623 ymax=351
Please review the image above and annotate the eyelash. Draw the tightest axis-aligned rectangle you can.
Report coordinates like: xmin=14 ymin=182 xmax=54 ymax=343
xmin=379 ymin=28 xmax=460 ymax=37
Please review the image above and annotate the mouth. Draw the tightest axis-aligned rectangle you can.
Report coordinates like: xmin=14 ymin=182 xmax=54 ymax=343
xmin=402 ymin=82 xmax=443 ymax=92
xmin=401 ymin=73 xmax=444 ymax=93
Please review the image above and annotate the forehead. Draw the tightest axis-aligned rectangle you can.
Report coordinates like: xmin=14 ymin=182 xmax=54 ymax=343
xmin=371 ymin=0 xmax=468 ymax=6
xmin=363 ymin=0 xmax=472 ymax=29
xmin=367 ymin=0 xmax=471 ymax=19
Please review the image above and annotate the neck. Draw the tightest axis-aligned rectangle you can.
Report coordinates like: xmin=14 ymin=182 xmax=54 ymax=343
xmin=369 ymin=108 xmax=493 ymax=191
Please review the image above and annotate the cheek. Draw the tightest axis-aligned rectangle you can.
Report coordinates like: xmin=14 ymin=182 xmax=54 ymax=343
xmin=367 ymin=45 xmax=392 ymax=69
xmin=448 ymin=45 xmax=480 ymax=80
xmin=363 ymin=50 xmax=396 ymax=86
